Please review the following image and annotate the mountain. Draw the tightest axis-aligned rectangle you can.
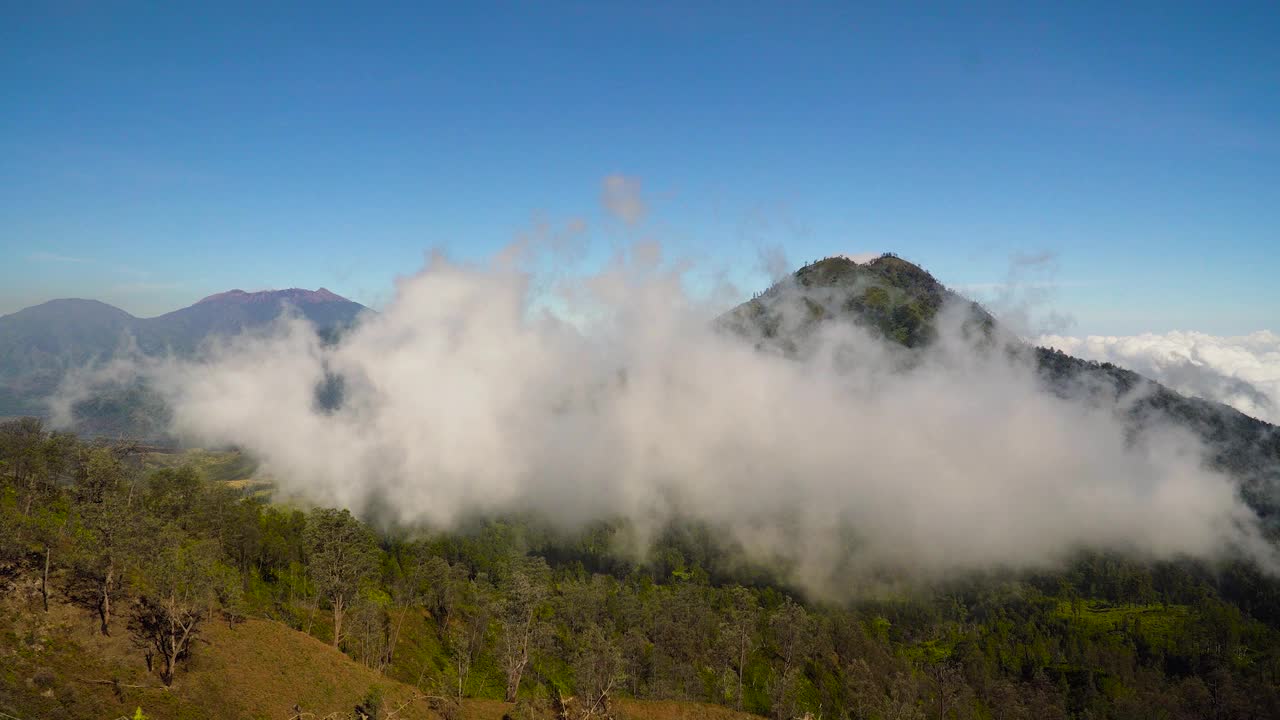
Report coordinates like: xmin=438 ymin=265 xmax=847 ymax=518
xmin=721 ymin=253 xmax=1280 ymax=522
xmin=0 ymin=299 xmax=138 ymax=376
xmin=5 ymin=258 xmax=1280 ymax=719
xmin=0 ymin=299 xmax=145 ymax=417
xmin=143 ymin=287 xmax=367 ymax=354
xmin=4 ymin=258 xmax=1278 ymax=519
xmin=0 ymin=288 xmax=369 ymax=422
xmin=1033 ymin=345 xmax=1280 ymax=522
xmin=719 ymin=252 xmax=995 ymax=351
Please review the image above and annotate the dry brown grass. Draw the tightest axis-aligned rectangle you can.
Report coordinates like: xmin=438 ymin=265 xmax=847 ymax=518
xmin=1 ymin=585 xmax=429 ymax=720
xmin=614 ymin=700 xmax=761 ymax=720
xmin=181 ymin=617 xmax=433 ymax=719
xmin=458 ymin=698 xmax=760 ymax=720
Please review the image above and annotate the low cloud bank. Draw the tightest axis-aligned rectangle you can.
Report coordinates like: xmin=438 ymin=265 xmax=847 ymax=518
xmin=1039 ymin=331 xmax=1280 ymax=424
xmin=57 ymin=248 xmax=1277 ymax=594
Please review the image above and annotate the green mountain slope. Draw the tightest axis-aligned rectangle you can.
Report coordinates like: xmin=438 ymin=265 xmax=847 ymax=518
xmin=721 ymin=254 xmax=1279 ymax=521
xmin=719 ymin=253 xmax=994 ymax=351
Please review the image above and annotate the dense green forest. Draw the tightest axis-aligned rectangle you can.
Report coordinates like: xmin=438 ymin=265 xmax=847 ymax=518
xmin=3 ymin=418 xmax=1280 ymax=719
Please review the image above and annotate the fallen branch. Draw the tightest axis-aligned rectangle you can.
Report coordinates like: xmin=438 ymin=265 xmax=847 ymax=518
xmin=74 ymin=677 xmax=168 ymax=690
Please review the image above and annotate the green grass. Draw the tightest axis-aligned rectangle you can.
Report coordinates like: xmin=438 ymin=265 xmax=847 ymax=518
xmin=899 ymin=637 xmax=954 ymax=664
xmin=144 ymin=448 xmax=262 ymax=484
xmin=1052 ymin=599 xmax=1190 ymax=644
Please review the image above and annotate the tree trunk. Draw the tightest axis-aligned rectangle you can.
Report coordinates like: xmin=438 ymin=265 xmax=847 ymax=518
xmin=99 ymin=562 xmax=114 ymax=635
xmin=332 ymin=594 xmax=344 ymax=648
xmin=168 ymin=617 xmax=197 ymax=686
xmin=386 ymin=606 xmax=410 ymax=671
xmin=932 ymin=666 xmax=946 ymax=720
xmin=504 ymin=617 xmax=532 ymax=702
xmin=505 ymin=669 xmax=522 ymax=703
xmin=303 ymin=593 xmax=317 ymax=635
xmin=41 ymin=545 xmax=50 ymax=612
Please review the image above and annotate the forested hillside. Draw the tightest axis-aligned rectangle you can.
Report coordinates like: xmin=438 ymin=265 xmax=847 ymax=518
xmin=4 ymin=255 xmax=1280 ymax=719
xmin=3 ymin=421 xmax=1280 ymax=720
xmin=9 ymin=1 xmax=1274 ymax=718
xmin=723 ymin=255 xmax=1280 ymax=523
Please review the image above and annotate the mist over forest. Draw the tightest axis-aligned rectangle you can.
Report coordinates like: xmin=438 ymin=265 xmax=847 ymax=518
xmin=5 ymin=3 xmax=1280 ymax=719
xmin=48 ymin=249 xmax=1280 ymax=591
xmin=5 ymin=249 xmax=1280 ymax=720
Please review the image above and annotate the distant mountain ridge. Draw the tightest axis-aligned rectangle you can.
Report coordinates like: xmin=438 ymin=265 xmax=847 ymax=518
xmin=0 ymin=288 xmax=369 ymax=419
xmin=194 ymin=287 xmax=350 ymax=305
xmin=3 ymin=259 xmax=1277 ymax=525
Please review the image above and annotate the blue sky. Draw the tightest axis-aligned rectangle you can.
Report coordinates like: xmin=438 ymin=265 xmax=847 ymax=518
xmin=2 ymin=2 xmax=1277 ymax=335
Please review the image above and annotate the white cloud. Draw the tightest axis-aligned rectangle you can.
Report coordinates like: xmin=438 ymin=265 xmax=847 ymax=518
xmin=1037 ymin=331 xmax=1280 ymax=423
xmin=28 ymin=251 xmax=90 ymax=263
xmin=954 ymin=281 xmax=1068 ymax=293
xmin=56 ymin=248 xmax=1277 ymax=595
xmin=601 ymin=174 xmax=647 ymax=225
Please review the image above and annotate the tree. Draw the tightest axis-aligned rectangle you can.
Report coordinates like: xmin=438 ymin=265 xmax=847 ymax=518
xmin=28 ymin=498 xmax=71 ymax=612
xmin=0 ymin=418 xmax=73 ymax=515
xmin=71 ymin=447 xmax=140 ymax=635
xmin=143 ymin=466 xmax=204 ymax=530
xmin=422 ymin=554 xmax=467 ymax=630
xmin=719 ymin=586 xmax=760 ymax=710
xmin=573 ymin=623 xmax=625 ymax=719
xmin=348 ymin=592 xmax=394 ymax=672
xmin=382 ymin=550 xmax=428 ymax=671
xmin=128 ymin=538 xmax=236 ymax=685
xmin=925 ymin=662 xmax=963 ymax=720
xmin=767 ymin=598 xmax=812 ymax=720
xmin=304 ymin=508 xmax=380 ymax=648
xmin=0 ymin=420 xmax=74 ymax=607
xmin=0 ymin=481 xmax=69 ymax=611
xmin=0 ymin=488 xmax=20 ymax=566
xmin=651 ymin=582 xmax=716 ymax=698
xmin=449 ymin=581 xmax=492 ymax=701
xmin=496 ymin=556 xmax=551 ymax=702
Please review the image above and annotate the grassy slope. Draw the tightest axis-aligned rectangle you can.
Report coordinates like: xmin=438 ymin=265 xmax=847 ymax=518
xmin=0 ymin=588 xmax=430 ymax=719
xmin=1 ymin=585 xmax=761 ymax=720
xmin=143 ymin=449 xmax=260 ymax=484
xmin=1052 ymin=600 xmax=1189 ymax=637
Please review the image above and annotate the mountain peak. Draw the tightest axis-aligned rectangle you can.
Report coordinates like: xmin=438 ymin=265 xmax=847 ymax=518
xmin=3 ymin=297 xmax=137 ymax=322
xmin=790 ymin=253 xmax=939 ymax=290
xmin=722 ymin=252 xmax=988 ymax=350
xmin=195 ymin=287 xmax=353 ymax=306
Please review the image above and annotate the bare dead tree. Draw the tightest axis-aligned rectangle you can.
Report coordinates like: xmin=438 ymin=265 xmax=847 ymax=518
xmin=495 ymin=557 xmax=550 ymax=702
